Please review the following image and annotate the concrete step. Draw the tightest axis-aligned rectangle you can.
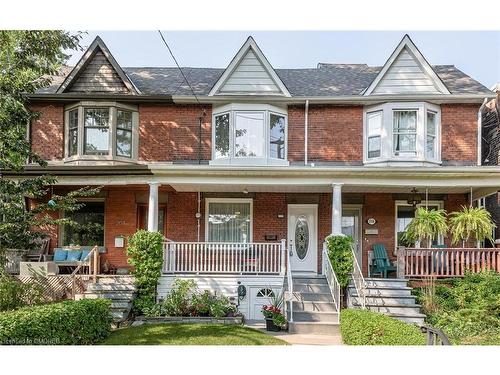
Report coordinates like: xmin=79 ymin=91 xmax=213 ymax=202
xmin=83 ymin=291 xmax=135 ymax=299
xmin=110 ymin=300 xmax=132 ymax=310
xmin=98 ymin=276 xmax=135 ymax=284
xmin=293 ymin=292 xmax=334 ymax=302
xmin=288 ymin=322 xmax=340 ymax=335
xmin=289 ymin=311 xmax=339 ymax=322
xmin=387 ymin=313 xmax=426 ymax=325
xmin=349 ymin=294 xmax=417 ymax=306
xmin=289 ymin=300 xmax=338 ymax=312
xmin=353 ymin=304 xmax=422 ymax=315
xmin=358 ymin=286 xmax=413 ymax=297
xmin=111 ymin=310 xmax=129 ymax=321
xmin=293 ymin=284 xmax=331 ymax=293
xmin=362 ymin=278 xmax=409 ymax=288
xmin=87 ymin=283 xmax=136 ymax=292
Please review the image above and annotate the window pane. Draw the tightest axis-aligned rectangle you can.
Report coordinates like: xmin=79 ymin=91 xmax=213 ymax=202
xmin=117 ymin=110 xmax=133 ymax=130
xmin=394 ymin=134 xmax=417 ymax=154
xmin=269 ymin=114 xmax=285 ymax=159
xmin=69 ymin=109 xmax=78 ymax=129
xmin=235 ymin=112 xmax=265 ymax=157
xmin=215 ymin=113 xmax=229 ymax=158
xmin=69 ymin=128 xmax=78 ymax=156
xmin=208 ymin=202 xmax=251 ymax=243
xmin=367 ymin=111 xmax=382 ymax=136
xmin=393 ymin=110 xmax=417 ymax=132
xmin=427 ymin=111 xmax=436 ymax=135
xmin=116 ymin=129 xmax=132 ymax=157
xmin=368 ymin=136 xmax=381 ymax=158
xmin=397 ymin=205 xmax=416 ymax=247
xmin=62 ymin=202 xmax=104 ymax=246
xmin=427 ymin=135 xmax=435 ymax=159
xmin=85 ymin=127 xmax=109 ymax=155
xmin=84 ymin=108 xmax=110 ymax=155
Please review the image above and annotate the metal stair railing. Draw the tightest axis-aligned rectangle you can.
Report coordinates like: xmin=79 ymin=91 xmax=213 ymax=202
xmin=350 ymin=244 xmax=367 ymax=309
xmin=322 ymin=242 xmax=341 ymax=322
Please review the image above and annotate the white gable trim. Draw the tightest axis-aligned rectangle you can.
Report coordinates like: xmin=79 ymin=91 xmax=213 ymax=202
xmin=208 ymin=37 xmax=291 ymax=97
xmin=57 ymin=36 xmax=139 ymax=94
xmin=364 ymin=35 xmax=450 ymax=96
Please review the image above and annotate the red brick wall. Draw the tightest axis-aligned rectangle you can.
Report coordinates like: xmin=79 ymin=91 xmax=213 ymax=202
xmin=139 ymin=104 xmax=212 ymax=162
xmin=287 ymin=105 xmax=305 ymax=162
xmin=441 ymin=104 xmax=480 ymax=165
xmin=253 ymin=193 xmax=287 ymax=242
xmin=306 ymin=105 xmax=363 ymax=163
xmin=30 ymin=103 xmax=64 ymax=160
xmin=166 ymin=192 xmax=200 ymax=241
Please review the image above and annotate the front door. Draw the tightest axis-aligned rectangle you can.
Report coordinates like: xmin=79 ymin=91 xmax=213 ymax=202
xmin=287 ymin=204 xmax=318 ymax=273
xmin=342 ymin=207 xmax=362 ymax=266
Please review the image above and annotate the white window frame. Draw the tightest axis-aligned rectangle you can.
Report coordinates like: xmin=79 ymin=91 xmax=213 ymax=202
xmin=394 ymin=200 xmax=444 ymax=251
xmin=64 ymin=101 xmax=139 ymax=163
xmin=363 ymin=102 xmax=441 ymax=165
xmin=205 ymin=198 xmax=253 ymax=242
xmin=210 ymin=103 xmax=288 ymax=166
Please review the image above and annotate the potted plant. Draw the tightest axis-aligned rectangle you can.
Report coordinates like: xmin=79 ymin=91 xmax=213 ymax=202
xmin=262 ymin=305 xmax=286 ymax=331
xmin=449 ymin=206 xmax=496 ymax=247
xmin=403 ymin=207 xmax=448 ymax=248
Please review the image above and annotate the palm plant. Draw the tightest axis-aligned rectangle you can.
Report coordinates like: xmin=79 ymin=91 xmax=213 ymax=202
xmin=449 ymin=206 xmax=496 ymax=246
xmin=403 ymin=207 xmax=448 ymax=248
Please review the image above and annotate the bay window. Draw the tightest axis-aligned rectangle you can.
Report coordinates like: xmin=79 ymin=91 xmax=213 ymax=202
xmin=364 ymin=102 xmax=441 ymax=164
xmin=206 ymin=199 xmax=252 ymax=242
xmin=211 ymin=104 xmax=288 ymax=165
xmin=64 ymin=102 xmax=138 ymax=161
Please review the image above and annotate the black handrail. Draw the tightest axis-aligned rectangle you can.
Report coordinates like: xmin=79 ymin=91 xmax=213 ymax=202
xmin=420 ymin=325 xmax=451 ymax=345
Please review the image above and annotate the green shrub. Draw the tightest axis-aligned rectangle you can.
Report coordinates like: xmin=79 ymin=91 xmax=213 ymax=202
xmin=420 ymin=271 xmax=500 ymax=344
xmin=127 ymin=230 xmax=164 ymax=314
xmin=0 ymin=299 xmax=112 ymax=345
xmin=325 ymin=235 xmax=354 ymax=288
xmin=0 ymin=274 xmax=45 ymax=312
xmin=340 ymin=309 xmax=426 ymax=345
xmin=157 ymin=279 xmax=237 ymax=318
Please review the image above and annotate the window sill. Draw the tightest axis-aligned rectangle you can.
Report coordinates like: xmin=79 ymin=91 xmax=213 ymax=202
xmin=63 ymin=155 xmax=138 ymax=165
xmin=209 ymin=158 xmax=289 ymax=167
xmin=363 ymin=158 xmax=441 ymax=167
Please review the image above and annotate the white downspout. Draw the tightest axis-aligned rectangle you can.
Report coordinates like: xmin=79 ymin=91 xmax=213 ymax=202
xmin=304 ymin=99 xmax=309 ymax=166
xmin=478 ymin=99 xmax=487 ymax=166
xmin=197 ymin=191 xmax=201 ymax=242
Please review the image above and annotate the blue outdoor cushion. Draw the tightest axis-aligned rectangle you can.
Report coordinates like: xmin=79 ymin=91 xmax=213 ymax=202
xmin=80 ymin=249 xmax=91 ymax=262
xmin=53 ymin=249 xmax=67 ymax=262
xmin=66 ymin=250 xmax=82 ymax=261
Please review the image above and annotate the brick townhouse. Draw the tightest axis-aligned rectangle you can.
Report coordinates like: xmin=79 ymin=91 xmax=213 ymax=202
xmin=9 ymin=34 xmax=498 ymax=321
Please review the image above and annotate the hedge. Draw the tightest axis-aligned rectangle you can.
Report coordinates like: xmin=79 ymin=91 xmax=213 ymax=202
xmin=341 ymin=309 xmax=426 ymax=345
xmin=0 ymin=299 xmax=112 ymax=345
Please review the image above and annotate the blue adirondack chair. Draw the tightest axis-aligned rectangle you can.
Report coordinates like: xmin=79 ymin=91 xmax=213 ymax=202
xmin=370 ymin=243 xmax=397 ymax=278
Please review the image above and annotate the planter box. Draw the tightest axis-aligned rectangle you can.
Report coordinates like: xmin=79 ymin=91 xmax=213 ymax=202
xmin=265 ymin=318 xmax=281 ymax=332
xmin=134 ymin=316 xmax=244 ymax=326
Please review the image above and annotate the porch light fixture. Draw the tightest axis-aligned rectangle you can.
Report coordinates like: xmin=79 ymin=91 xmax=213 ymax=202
xmin=242 ymin=188 xmax=249 ymax=194
xmin=407 ymin=188 xmax=422 ymax=207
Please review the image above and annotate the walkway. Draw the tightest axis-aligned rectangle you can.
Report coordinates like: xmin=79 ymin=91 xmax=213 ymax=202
xmin=245 ymin=321 xmax=342 ymax=345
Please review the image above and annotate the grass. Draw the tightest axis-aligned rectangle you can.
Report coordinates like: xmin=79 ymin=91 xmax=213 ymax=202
xmin=101 ymin=323 xmax=288 ymax=345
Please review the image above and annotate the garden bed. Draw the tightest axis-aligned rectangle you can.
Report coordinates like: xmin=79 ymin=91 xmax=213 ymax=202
xmin=133 ymin=315 xmax=243 ymax=326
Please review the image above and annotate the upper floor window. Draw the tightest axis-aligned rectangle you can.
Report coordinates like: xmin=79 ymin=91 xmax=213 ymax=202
xmin=364 ymin=102 xmax=441 ymax=165
xmin=64 ymin=102 xmax=138 ymax=162
xmin=211 ymin=104 xmax=288 ymax=166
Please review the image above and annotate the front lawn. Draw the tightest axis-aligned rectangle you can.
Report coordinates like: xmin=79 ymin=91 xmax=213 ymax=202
xmin=102 ymin=323 xmax=288 ymax=345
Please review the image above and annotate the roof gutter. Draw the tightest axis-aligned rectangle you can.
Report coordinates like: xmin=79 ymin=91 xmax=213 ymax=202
xmin=27 ymin=93 xmax=174 ymax=103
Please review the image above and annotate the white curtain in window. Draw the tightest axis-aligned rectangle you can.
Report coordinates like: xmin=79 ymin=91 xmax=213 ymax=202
xmin=208 ymin=202 xmax=250 ymax=242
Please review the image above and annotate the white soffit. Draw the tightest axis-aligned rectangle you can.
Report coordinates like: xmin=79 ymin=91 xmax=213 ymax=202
xmin=364 ymin=35 xmax=450 ymax=96
xmin=208 ymin=36 xmax=291 ymax=97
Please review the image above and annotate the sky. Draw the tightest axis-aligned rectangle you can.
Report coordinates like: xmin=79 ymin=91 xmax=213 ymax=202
xmin=67 ymin=31 xmax=500 ymax=89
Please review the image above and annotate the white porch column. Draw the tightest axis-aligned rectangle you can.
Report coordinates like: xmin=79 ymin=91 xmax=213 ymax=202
xmin=147 ymin=182 xmax=160 ymax=232
xmin=331 ymin=183 xmax=343 ymax=235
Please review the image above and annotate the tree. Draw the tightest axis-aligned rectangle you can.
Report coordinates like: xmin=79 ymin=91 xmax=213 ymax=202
xmin=0 ymin=31 xmax=99 ymax=255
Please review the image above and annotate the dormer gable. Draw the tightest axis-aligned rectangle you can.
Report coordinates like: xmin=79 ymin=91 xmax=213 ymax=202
xmin=364 ymin=35 xmax=450 ymax=96
xmin=57 ymin=36 xmax=138 ymax=94
xmin=209 ymin=36 xmax=290 ymax=97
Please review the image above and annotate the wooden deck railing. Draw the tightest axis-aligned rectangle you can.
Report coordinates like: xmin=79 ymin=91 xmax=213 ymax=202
xmin=163 ymin=240 xmax=286 ymax=275
xmin=71 ymin=245 xmax=100 ymax=297
xmin=398 ymin=247 xmax=500 ymax=278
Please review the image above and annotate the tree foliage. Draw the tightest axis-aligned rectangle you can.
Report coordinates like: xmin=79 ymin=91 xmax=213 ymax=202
xmin=0 ymin=31 xmax=101 ymax=254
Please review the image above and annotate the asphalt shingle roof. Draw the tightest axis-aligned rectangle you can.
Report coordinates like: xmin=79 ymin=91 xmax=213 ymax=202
xmin=37 ymin=63 xmax=492 ymax=96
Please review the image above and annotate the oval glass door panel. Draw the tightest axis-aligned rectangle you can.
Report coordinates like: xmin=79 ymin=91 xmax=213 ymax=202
xmin=295 ymin=215 xmax=309 ymax=260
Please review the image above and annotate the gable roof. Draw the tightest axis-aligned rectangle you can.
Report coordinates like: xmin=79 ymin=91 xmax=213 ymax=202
xmin=208 ymin=37 xmax=291 ymax=97
xmin=363 ymin=35 xmax=451 ymax=96
xmin=57 ymin=36 xmax=138 ymax=94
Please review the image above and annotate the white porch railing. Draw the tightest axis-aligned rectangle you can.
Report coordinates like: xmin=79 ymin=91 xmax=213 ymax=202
xmin=322 ymin=242 xmax=341 ymax=318
xmin=350 ymin=244 xmax=367 ymax=309
xmin=163 ymin=240 xmax=286 ymax=275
